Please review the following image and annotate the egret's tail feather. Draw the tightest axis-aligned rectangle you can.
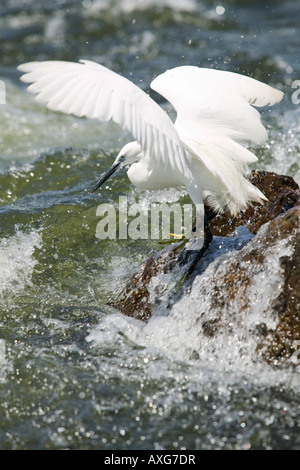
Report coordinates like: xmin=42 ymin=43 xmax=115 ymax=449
xmin=204 ymin=181 xmax=267 ymax=216
xmin=184 ymin=137 xmax=268 ymax=215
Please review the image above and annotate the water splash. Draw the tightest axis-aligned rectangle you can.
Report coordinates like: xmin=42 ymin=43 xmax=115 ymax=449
xmin=87 ymin=221 xmax=298 ymax=390
xmin=0 ymin=229 xmax=42 ymax=296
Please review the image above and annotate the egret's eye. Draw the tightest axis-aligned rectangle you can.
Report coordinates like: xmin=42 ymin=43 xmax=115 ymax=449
xmin=117 ymin=155 xmax=126 ymax=164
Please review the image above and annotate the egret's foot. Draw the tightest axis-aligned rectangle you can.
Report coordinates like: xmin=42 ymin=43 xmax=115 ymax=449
xmin=170 ymin=233 xmax=185 ymax=240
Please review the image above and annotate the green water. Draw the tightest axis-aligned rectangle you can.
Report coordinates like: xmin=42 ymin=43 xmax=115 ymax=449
xmin=0 ymin=0 xmax=299 ymax=450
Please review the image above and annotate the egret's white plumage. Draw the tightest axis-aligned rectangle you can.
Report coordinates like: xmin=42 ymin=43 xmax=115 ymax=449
xmin=18 ymin=60 xmax=283 ymax=216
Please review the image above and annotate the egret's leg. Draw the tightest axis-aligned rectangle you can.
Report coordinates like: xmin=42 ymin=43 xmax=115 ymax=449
xmin=178 ymin=222 xmax=212 ymax=269
xmin=205 ymin=210 xmax=218 ymax=222
xmin=203 ymin=214 xmax=213 ymax=249
xmin=191 ymin=209 xmax=216 ymax=249
xmin=176 ymin=206 xmax=216 ymax=280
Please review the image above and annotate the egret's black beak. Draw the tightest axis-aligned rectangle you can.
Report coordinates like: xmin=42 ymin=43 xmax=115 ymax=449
xmin=91 ymin=160 xmax=122 ymax=193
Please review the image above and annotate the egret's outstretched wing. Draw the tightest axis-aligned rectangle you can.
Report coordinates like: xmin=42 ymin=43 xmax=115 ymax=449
xmin=151 ymin=66 xmax=284 ymax=148
xmin=18 ymin=60 xmax=189 ymax=177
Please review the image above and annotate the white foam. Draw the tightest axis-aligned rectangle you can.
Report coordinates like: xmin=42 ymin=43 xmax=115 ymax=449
xmin=138 ymin=232 xmax=294 ymax=368
xmin=265 ymin=109 xmax=300 ymax=184
xmin=84 ymin=0 xmax=199 ymax=16
xmin=0 ymin=229 xmax=42 ymax=296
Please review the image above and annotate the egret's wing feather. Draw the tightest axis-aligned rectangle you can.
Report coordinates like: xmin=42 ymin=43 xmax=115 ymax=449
xmin=151 ymin=66 xmax=283 ymax=213
xmin=18 ymin=60 xmax=189 ymax=178
xmin=151 ymin=66 xmax=284 ymax=148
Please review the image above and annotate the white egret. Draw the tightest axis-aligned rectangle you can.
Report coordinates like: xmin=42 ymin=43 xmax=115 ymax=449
xmin=18 ymin=60 xmax=283 ymax=246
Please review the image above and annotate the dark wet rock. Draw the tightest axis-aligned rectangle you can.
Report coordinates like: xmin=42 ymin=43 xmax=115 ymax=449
xmin=208 ymin=170 xmax=300 ymax=237
xmin=255 ymin=207 xmax=300 ymax=363
xmin=109 ymin=171 xmax=300 ymax=365
xmin=110 ymin=240 xmax=187 ymax=321
xmin=197 ymin=205 xmax=300 ymax=365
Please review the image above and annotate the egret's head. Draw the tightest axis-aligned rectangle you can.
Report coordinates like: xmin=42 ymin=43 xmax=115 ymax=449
xmin=91 ymin=141 xmax=142 ymax=193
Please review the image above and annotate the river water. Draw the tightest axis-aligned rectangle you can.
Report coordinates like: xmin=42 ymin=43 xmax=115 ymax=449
xmin=0 ymin=0 xmax=299 ymax=450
